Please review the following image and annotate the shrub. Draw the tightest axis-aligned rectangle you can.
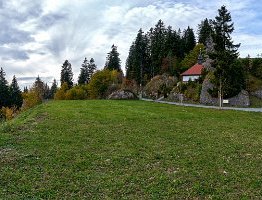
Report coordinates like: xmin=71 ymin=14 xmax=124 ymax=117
xmin=65 ymin=85 xmax=88 ymax=100
xmin=22 ymin=90 xmax=42 ymax=110
xmin=0 ymin=106 xmax=18 ymax=120
xmin=54 ymin=83 xmax=69 ymax=100
xmin=88 ymin=69 xmax=122 ymax=99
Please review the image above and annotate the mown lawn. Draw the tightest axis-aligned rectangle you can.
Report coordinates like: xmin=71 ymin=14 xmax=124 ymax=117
xmin=1 ymin=100 xmax=262 ymax=199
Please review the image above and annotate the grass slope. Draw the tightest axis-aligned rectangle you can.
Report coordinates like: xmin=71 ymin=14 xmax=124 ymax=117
xmin=1 ymin=100 xmax=262 ymax=199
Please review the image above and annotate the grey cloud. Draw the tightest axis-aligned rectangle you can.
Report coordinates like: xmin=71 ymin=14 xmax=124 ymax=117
xmin=39 ymin=13 xmax=67 ymax=29
xmin=0 ymin=46 xmax=29 ymax=60
xmin=0 ymin=26 xmax=34 ymax=45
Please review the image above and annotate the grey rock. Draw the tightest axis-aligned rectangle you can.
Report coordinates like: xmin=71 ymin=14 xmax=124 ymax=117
xmin=251 ymin=90 xmax=262 ymax=99
xmin=108 ymin=90 xmax=138 ymax=100
xmin=200 ymin=77 xmax=250 ymax=107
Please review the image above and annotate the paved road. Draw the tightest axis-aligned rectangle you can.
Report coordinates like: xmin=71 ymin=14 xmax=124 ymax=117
xmin=141 ymin=98 xmax=262 ymax=113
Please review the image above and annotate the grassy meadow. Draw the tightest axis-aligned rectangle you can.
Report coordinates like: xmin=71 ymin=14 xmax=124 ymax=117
xmin=1 ymin=100 xmax=262 ymax=199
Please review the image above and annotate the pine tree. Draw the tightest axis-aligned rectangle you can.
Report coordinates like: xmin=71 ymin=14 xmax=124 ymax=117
xmin=78 ymin=58 xmax=89 ymax=85
xmin=198 ymin=18 xmax=213 ymax=45
xmin=88 ymin=58 xmax=97 ymax=82
xmin=182 ymin=26 xmax=196 ymax=55
xmin=43 ymin=83 xmax=50 ymax=99
xmin=23 ymin=86 xmax=28 ymax=93
xmin=105 ymin=45 xmax=122 ymax=72
xmin=0 ymin=68 xmax=10 ymax=108
xmin=9 ymin=75 xmax=23 ymax=108
xmin=33 ymin=76 xmax=45 ymax=100
xmin=149 ymin=20 xmax=167 ymax=77
xmin=50 ymin=79 xmax=58 ymax=99
xmin=210 ymin=5 xmax=244 ymax=99
xmin=60 ymin=60 xmax=73 ymax=88
xmin=126 ymin=29 xmax=150 ymax=85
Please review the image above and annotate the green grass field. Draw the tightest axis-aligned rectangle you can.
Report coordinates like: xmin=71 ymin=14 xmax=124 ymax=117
xmin=1 ymin=100 xmax=262 ymax=199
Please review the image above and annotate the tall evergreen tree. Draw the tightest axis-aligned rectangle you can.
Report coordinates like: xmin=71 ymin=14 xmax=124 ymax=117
xmin=182 ymin=26 xmax=196 ymax=55
xmin=149 ymin=20 xmax=167 ymax=77
xmin=0 ymin=68 xmax=10 ymax=108
xmin=126 ymin=29 xmax=150 ymax=85
xmin=78 ymin=57 xmax=89 ymax=85
xmin=105 ymin=45 xmax=121 ymax=72
xmin=9 ymin=75 xmax=23 ymax=108
xmin=88 ymin=58 xmax=97 ymax=82
xmin=43 ymin=83 xmax=50 ymax=99
xmin=198 ymin=18 xmax=213 ymax=45
xmin=60 ymin=60 xmax=73 ymax=88
xmin=33 ymin=76 xmax=45 ymax=99
xmin=210 ymin=5 xmax=244 ymax=98
xmin=50 ymin=79 xmax=58 ymax=99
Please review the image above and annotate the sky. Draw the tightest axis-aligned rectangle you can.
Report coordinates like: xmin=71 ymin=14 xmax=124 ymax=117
xmin=0 ymin=0 xmax=262 ymax=88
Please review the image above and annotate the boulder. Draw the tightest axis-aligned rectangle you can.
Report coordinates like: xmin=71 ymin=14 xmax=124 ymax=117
xmin=251 ymin=89 xmax=262 ymax=99
xmin=200 ymin=77 xmax=250 ymax=107
xmin=108 ymin=90 xmax=138 ymax=100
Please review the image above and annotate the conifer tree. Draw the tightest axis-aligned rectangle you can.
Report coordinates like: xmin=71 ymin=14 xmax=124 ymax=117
xmin=78 ymin=57 xmax=89 ymax=85
xmin=60 ymin=60 xmax=73 ymax=88
xmin=149 ymin=20 xmax=166 ymax=77
xmin=210 ymin=5 xmax=244 ymax=99
xmin=88 ymin=58 xmax=97 ymax=82
xmin=198 ymin=18 xmax=213 ymax=45
xmin=126 ymin=29 xmax=150 ymax=85
xmin=50 ymin=79 xmax=58 ymax=99
xmin=105 ymin=45 xmax=122 ymax=72
xmin=33 ymin=76 xmax=45 ymax=100
xmin=9 ymin=75 xmax=23 ymax=108
xmin=0 ymin=68 xmax=10 ymax=108
xmin=43 ymin=83 xmax=50 ymax=99
xmin=182 ymin=26 xmax=196 ymax=55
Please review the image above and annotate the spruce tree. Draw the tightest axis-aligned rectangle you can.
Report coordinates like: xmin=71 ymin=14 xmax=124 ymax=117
xmin=78 ymin=57 xmax=89 ymax=85
xmin=33 ymin=76 xmax=45 ymax=99
xmin=198 ymin=18 xmax=213 ymax=45
xmin=210 ymin=5 xmax=244 ymax=98
xmin=60 ymin=60 xmax=73 ymax=88
xmin=126 ymin=29 xmax=150 ymax=85
xmin=43 ymin=83 xmax=50 ymax=99
xmin=9 ymin=75 xmax=23 ymax=108
xmin=105 ymin=45 xmax=121 ymax=72
xmin=182 ymin=26 xmax=196 ymax=55
xmin=0 ymin=68 xmax=10 ymax=108
xmin=88 ymin=58 xmax=97 ymax=82
xmin=50 ymin=79 xmax=58 ymax=99
xmin=149 ymin=20 xmax=166 ymax=77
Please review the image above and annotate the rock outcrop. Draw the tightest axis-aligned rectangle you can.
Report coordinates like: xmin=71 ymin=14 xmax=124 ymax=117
xmin=108 ymin=90 xmax=138 ymax=100
xmin=200 ymin=77 xmax=250 ymax=107
xmin=251 ymin=89 xmax=262 ymax=99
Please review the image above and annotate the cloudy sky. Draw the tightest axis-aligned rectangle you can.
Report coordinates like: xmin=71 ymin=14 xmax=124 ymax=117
xmin=0 ymin=0 xmax=262 ymax=87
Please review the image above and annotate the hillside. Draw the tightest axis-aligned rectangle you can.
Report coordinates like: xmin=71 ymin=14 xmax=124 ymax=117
xmin=1 ymin=100 xmax=262 ymax=198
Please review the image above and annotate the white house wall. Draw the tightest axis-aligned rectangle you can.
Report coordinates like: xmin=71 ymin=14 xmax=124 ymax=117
xmin=182 ymin=75 xmax=200 ymax=82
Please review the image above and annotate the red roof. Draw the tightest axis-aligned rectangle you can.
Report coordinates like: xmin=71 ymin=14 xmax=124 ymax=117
xmin=181 ymin=63 xmax=203 ymax=76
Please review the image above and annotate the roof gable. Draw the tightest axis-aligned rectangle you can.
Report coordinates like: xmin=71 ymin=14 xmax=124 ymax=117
xmin=181 ymin=64 xmax=204 ymax=76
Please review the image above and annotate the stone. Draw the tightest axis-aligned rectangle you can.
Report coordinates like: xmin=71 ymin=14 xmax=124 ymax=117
xmin=200 ymin=77 xmax=250 ymax=107
xmin=108 ymin=90 xmax=138 ymax=100
xmin=251 ymin=90 xmax=262 ymax=99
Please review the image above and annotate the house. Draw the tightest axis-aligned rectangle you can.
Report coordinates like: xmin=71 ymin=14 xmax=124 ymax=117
xmin=181 ymin=51 xmax=204 ymax=82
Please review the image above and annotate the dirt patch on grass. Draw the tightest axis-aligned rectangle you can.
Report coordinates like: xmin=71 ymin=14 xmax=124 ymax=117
xmin=0 ymin=148 xmax=19 ymax=164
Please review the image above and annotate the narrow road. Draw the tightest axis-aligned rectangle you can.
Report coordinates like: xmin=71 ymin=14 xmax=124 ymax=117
xmin=141 ymin=98 xmax=262 ymax=112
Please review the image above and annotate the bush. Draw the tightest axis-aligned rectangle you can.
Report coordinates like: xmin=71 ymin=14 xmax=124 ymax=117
xmin=0 ymin=107 xmax=19 ymax=120
xmin=22 ymin=90 xmax=42 ymax=110
xmin=88 ymin=69 xmax=122 ymax=99
xmin=54 ymin=83 xmax=69 ymax=100
xmin=65 ymin=85 xmax=88 ymax=100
